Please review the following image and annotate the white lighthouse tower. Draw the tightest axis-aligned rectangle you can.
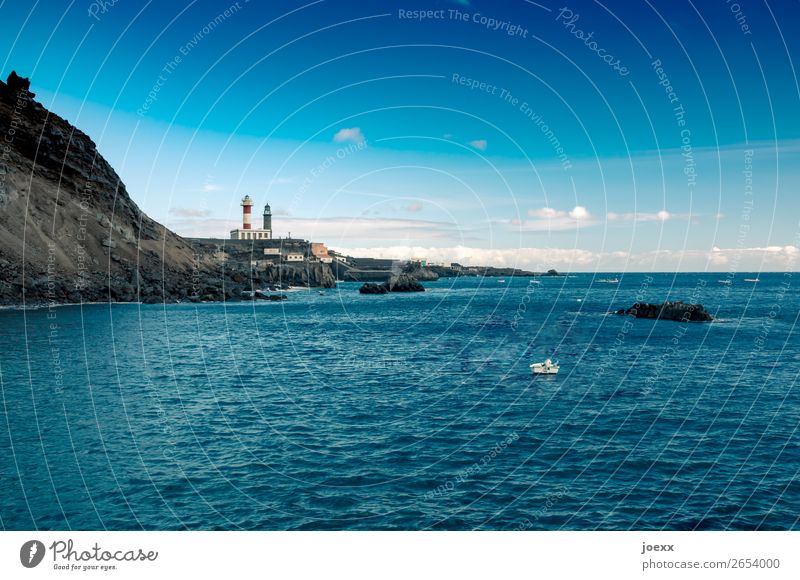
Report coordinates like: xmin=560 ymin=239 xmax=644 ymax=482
xmin=230 ymin=196 xmax=273 ymax=240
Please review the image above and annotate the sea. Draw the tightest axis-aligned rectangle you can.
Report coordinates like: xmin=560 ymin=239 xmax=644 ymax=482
xmin=1 ymin=273 xmax=798 ymax=530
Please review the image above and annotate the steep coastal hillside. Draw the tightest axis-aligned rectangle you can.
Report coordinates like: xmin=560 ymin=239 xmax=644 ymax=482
xmin=0 ymin=72 xmax=333 ymax=305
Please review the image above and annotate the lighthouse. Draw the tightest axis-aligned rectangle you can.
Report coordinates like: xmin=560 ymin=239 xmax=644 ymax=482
xmin=263 ymin=203 xmax=272 ymax=231
xmin=241 ymin=195 xmax=253 ymax=230
xmin=230 ymin=196 xmax=273 ymax=240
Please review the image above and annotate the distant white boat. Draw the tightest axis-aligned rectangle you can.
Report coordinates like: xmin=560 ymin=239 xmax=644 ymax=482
xmin=529 ymin=279 xmax=542 ymax=285
xmin=597 ymin=278 xmax=619 ymax=283
xmin=530 ymin=358 xmax=559 ymax=375
xmin=498 ymin=279 xmax=506 ymax=283
xmin=744 ymin=278 xmax=760 ymax=282
xmin=718 ymin=279 xmax=732 ymax=285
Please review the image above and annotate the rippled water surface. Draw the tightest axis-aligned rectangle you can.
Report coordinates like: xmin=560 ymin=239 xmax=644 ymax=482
xmin=1 ymin=273 xmax=798 ymax=530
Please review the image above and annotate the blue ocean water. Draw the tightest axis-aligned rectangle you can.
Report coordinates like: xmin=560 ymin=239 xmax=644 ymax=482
xmin=1 ymin=273 xmax=798 ymax=530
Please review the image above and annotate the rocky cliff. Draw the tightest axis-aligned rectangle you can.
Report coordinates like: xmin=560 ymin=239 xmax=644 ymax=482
xmin=0 ymin=72 xmax=334 ymax=305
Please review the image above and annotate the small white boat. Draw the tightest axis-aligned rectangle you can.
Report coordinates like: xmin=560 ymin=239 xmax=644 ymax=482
xmin=498 ymin=279 xmax=506 ymax=283
xmin=718 ymin=279 xmax=732 ymax=285
xmin=744 ymin=278 xmax=760 ymax=282
xmin=530 ymin=358 xmax=559 ymax=375
xmin=597 ymin=278 xmax=619 ymax=283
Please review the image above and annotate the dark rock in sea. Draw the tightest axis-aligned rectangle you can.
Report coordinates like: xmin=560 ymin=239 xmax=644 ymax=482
xmin=386 ymin=273 xmax=425 ymax=292
xmin=262 ymin=293 xmax=287 ymax=301
xmin=359 ymin=273 xmax=425 ymax=294
xmin=359 ymin=282 xmax=388 ymax=294
xmin=615 ymin=301 xmax=713 ymax=322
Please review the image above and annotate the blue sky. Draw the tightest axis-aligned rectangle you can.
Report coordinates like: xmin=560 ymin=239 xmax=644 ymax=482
xmin=2 ymin=0 xmax=799 ymax=270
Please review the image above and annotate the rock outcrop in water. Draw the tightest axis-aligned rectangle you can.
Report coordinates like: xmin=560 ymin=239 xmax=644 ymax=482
xmin=615 ymin=301 xmax=713 ymax=322
xmin=359 ymin=282 xmax=388 ymax=294
xmin=0 ymin=71 xmax=335 ymax=305
xmin=359 ymin=273 xmax=425 ymax=294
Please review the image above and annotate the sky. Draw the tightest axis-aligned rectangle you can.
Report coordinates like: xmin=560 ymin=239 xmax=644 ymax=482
xmin=1 ymin=0 xmax=799 ymax=271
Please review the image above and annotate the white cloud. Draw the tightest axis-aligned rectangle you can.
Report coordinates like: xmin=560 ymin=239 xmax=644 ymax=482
xmin=331 ymin=245 xmax=597 ymax=269
xmin=527 ymin=207 xmax=565 ymax=219
xmin=169 ymin=215 xmax=470 ymax=242
xmin=268 ymin=177 xmax=295 ymax=185
xmin=404 ymin=202 xmax=424 ymax=213
xmin=506 ymin=205 xmax=595 ymax=232
xmin=468 ymin=139 xmax=487 ymax=151
xmin=569 ymin=205 xmax=590 ymax=220
xmin=169 ymin=207 xmax=211 ymax=218
xmin=607 ymin=210 xmax=677 ymax=222
xmin=333 ymin=127 xmax=365 ymax=144
xmin=202 ymin=183 xmax=222 ymax=193
xmin=328 ymin=244 xmax=800 ymax=272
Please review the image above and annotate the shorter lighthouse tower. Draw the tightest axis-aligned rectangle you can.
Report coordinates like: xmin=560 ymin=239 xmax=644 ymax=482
xmin=263 ymin=203 xmax=272 ymax=231
xmin=230 ymin=196 xmax=273 ymax=240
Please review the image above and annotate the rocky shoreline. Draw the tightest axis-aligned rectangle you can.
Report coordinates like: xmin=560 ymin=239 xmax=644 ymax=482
xmin=0 ymin=72 xmax=336 ymax=306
